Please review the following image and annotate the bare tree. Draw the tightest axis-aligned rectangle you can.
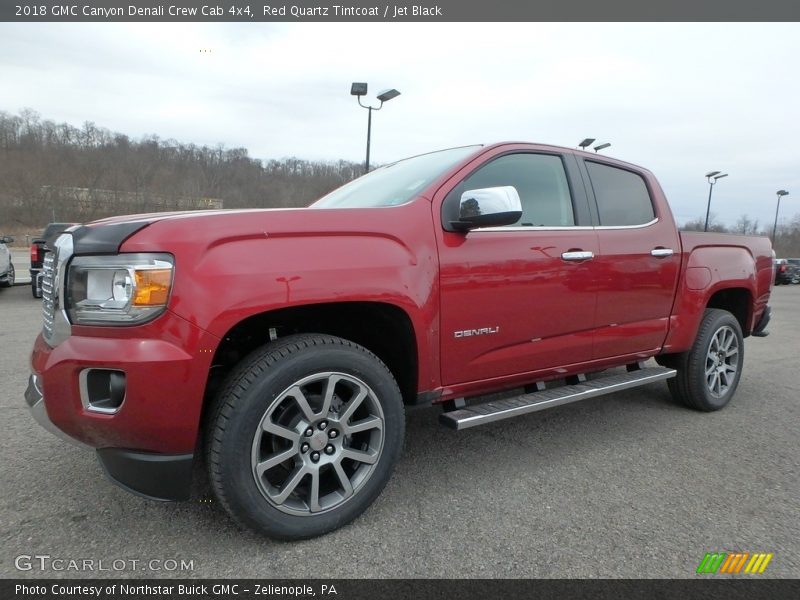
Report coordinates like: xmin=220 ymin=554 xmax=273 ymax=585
xmin=681 ymin=213 xmax=728 ymax=233
xmin=0 ymin=108 xmax=362 ymax=228
xmin=733 ymin=214 xmax=760 ymax=235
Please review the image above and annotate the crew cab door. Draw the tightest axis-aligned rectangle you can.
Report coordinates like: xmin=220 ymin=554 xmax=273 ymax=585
xmin=578 ymin=159 xmax=681 ymax=358
xmin=436 ymin=149 xmax=599 ymax=385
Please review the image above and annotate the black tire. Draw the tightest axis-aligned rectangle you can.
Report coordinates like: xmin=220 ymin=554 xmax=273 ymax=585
xmin=666 ymin=308 xmax=744 ymax=411
xmin=206 ymin=334 xmax=405 ymax=540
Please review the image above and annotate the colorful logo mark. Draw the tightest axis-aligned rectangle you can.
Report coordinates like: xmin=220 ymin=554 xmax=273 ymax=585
xmin=697 ymin=552 xmax=773 ymax=574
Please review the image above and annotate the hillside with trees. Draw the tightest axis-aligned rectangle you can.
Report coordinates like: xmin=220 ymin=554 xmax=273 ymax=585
xmin=0 ymin=109 xmax=362 ymax=230
xmin=2 ymin=108 xmax=799 ymax=256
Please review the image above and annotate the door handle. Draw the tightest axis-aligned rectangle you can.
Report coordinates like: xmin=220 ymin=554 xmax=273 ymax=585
xmin=561 ymin=251 xmax=594 ymax=261
xmin=650 ymin=248 xmax=674 ymax=258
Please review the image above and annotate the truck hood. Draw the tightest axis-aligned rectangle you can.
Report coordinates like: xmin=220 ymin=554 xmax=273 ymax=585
xmin=76 ymin=204 xmax=426 ymax=256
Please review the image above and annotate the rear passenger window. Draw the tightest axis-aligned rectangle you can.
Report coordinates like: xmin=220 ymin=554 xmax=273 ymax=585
xmin=586 ymin=162 xmax=655 ymax=226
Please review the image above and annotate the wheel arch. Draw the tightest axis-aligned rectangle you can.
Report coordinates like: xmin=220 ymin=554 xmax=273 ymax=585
xmin=203 ymin=301 xmax=419 ymax=417
xmin=705 ymin=287 xmax=752 ymax=336
xmin=662 ymin=283 xmax=755 ymax=356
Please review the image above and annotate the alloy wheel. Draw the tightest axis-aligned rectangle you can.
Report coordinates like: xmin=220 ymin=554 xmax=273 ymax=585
xmin=705 ymin=325 xmax=739 ymax=398
xmin=251 ymin=372 xmax=385 ymax=516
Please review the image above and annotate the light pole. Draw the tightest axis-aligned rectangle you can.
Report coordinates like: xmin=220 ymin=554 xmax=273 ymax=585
xmin=772 ymin=190 xmax=790 ymax=243
xmin=703 ymin=171 xmax=728 ymax=232
xmin=350 ymin=82 xmax=400 ymax=173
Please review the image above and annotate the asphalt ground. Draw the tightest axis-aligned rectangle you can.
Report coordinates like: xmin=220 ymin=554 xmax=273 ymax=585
xmin=8 ymin=249 xmax=32 ymax=285
xmin=0 ymin=284 xmax=797 ymax=579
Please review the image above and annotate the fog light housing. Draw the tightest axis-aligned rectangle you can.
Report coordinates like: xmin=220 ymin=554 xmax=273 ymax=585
xmin=79 ymin=369 xmax=126 ymax=414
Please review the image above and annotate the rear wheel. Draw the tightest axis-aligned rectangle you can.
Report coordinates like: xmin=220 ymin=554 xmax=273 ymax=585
xmin=666 ymin=308 xmax=743 ymax=411
xmin=207 ymin=334 xmax=404 ymax=540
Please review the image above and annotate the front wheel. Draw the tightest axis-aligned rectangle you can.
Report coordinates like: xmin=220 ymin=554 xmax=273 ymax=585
xmin=666 ymin=308 xmax=744 ymax=411
xmin=0 ymin=263 xmax=14 ymax=288
xmin=207 ymin=334 xmax=405 ymax=540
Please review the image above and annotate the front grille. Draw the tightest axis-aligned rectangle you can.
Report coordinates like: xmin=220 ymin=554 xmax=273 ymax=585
xmin=41 ymin=251 xmax=56 ymax=340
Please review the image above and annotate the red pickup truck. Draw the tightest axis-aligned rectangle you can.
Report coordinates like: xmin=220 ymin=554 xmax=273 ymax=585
xmin=26 ymin=142 xmax=773 ymax=540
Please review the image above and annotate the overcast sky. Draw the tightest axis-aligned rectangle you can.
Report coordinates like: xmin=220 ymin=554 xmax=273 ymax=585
xmin=1 ymin=22 xmax=798 ymax=227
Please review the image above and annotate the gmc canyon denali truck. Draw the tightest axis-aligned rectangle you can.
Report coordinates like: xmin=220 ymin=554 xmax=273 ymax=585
xmin=26 ymin=143 xmax=773 ymax=540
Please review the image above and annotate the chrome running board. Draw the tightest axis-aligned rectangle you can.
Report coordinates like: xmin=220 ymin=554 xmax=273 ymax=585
xmin=439 ymin=366 xmax=676 ymax=431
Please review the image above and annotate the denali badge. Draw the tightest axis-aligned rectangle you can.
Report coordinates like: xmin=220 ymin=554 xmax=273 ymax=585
xmin=454 ymin=326 xmax=500 ymax=338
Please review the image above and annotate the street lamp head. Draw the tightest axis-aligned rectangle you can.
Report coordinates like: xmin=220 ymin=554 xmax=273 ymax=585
xmin=350 ymin=82 xmax=368 ymax=96
xmin=578 ymin=138 xmax=596 ymax=149
xmin=593 ymin=142 xmax=611 ymax=152
xmin=376 ymin=88 xmax=401 ymax=102
xmin=777 ymin=190 xmax=789 ymax=197
xmin=705 ymin=171 xmax=721 ymax=178
xmin=714 ymin=173 xmax=728 ymax=181
xmin=350 ymin=82 xmax=400 ymax=174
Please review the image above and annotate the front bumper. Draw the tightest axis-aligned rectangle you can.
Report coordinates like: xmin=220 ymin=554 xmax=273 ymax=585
xmin=29 ymin=312 xmax=215 ymax=452
xmin=25 ymin=374 xmax=83 ymax=446
xmin=26 ymin=310 xmax=218 ymax=501
xmin=26 ymin=373 xmax=194 ymax=501
xmin=96 ymin=448 xmax=193 ymax=501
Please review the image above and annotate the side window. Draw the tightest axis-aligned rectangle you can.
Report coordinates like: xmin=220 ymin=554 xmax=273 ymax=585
xmin=446 ymin=153 xmax=575 ymax=228
xmin=585 ymin=162 xmax=655 ymax=226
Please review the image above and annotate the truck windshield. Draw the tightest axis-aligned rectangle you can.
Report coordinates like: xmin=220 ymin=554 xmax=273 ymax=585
xmin=312 ymin=145 xmax=481 ymax=209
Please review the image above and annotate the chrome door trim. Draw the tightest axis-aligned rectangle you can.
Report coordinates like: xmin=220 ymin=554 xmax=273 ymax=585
xmin=470 ymin=217 xmax=659 ymax=233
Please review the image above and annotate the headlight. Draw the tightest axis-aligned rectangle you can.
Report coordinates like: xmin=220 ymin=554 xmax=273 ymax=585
xmin=66 ymin=253 xmax=174 ymax=325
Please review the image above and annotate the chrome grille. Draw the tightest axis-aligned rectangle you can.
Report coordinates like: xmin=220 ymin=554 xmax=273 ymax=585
xmin=41 ymin=251 xmax=56 ymax=339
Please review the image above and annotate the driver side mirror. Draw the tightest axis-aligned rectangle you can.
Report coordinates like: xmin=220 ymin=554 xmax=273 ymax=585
xmin=450 ymin=186 xmax=522 ymax=231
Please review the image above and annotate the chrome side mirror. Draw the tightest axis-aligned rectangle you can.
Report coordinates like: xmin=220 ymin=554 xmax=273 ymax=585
xmin=451 ymin=186 xmax=522 ymax=231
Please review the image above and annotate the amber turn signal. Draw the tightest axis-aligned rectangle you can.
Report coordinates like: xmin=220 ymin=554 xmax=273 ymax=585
xmin=133 ymin=269 xmax=172 ymax=306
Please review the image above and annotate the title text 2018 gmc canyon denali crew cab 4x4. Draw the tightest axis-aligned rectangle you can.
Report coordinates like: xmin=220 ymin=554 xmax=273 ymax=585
xmin=26 ymin=143 xmax=774 ymax=540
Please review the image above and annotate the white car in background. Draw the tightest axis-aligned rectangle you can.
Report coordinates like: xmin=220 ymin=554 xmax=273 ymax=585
xmin=0 ymin=234 xmax=15 ymax=288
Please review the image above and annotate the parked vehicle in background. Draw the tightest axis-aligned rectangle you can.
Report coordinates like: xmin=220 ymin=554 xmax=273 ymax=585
xmin=26 ymin=142 xmax=774 ymax=540
xmin=785 ymin=258 xmax=800 ymax=284
xmin=0 ymin=234 xmax=15 ymax=288
xmin=774 ymin=258 xmax=798 ymax=285
xmin=30 ymin=223 xmax=78 ymax=298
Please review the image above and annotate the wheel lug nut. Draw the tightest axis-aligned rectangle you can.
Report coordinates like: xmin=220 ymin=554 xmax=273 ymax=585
xmin=310 ymin=451 xmax=320 ymax=463
xmin=304 ymin=427 xmax=313 ymax=437
xmin=324 ymin=444 xmax=335 ymax=455
xmin=319 ymin=421 xmax=328 ymax=431
xmin=328 ymin=429 xmax=338 ymax=439
xmin=300 ymin=443 xmax=309 ymax=453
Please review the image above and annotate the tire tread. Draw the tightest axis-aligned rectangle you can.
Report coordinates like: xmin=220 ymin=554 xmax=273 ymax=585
xmin=666 ymin=308 xmax=743 ymax=412
xmin=205 ymin=333 xmax=402 ymax=538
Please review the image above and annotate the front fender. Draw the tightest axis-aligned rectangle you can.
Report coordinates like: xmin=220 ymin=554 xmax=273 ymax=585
xmin=120 ymin=201 xmax=441 ymax=391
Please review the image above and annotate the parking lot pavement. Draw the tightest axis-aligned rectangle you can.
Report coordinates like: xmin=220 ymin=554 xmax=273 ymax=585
xmin=1 ymin=284 xmax=798 ymax=579
xmin=10 ymin=249 xmax=31 ymax=284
